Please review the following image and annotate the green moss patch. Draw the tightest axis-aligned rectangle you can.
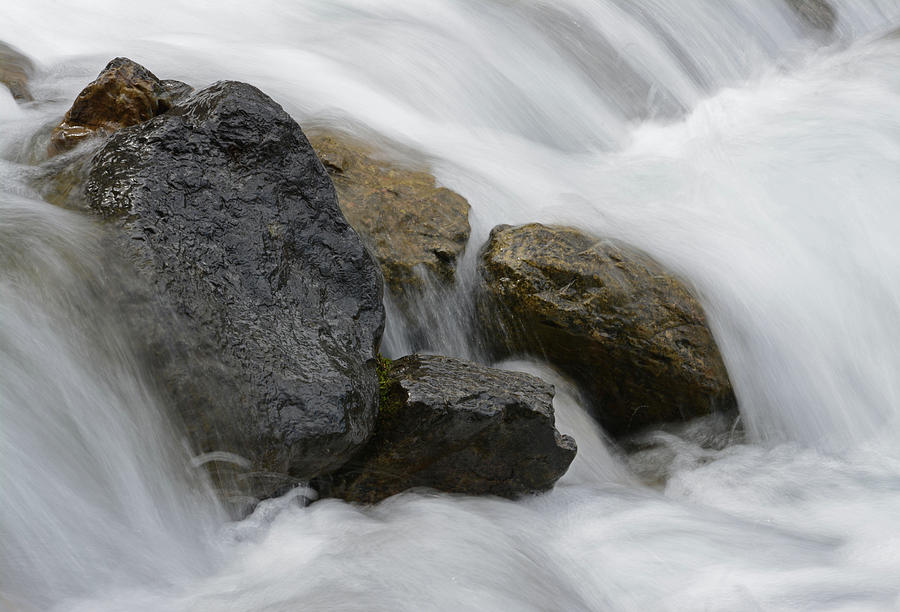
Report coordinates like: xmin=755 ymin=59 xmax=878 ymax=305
xmin=376 ymin=353 xmax=402 ymax=419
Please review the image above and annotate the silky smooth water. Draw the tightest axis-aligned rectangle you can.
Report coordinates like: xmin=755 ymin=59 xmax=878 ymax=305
xmin=3 ymin=1 xmax=900 ymax=610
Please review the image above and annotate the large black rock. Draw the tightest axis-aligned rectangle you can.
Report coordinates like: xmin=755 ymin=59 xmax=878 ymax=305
xmin=321 ymin=354 xmax=577 ymax=503
xmin=85 ymin=80 xmax=384 ymax=501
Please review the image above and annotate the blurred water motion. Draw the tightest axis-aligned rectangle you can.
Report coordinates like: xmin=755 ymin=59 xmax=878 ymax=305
xmin=2 ymin=1 xmax=900 ymax=610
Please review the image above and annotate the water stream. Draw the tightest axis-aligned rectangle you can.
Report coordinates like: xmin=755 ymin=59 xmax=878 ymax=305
xmin=3 ymin=1 xmax=900 ymax=610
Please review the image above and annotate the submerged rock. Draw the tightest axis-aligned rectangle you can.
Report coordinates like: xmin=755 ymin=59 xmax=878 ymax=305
xmin=309 ymin=131 xmax=471 ymax=301
xmin=0 ymin=41 xmax=34 ymax=102
xmin=786 ymin=0 xmax=837 ymax=33
xmin=322 ymin=354 xmax=576 ymax=503
xmin=30 ymin=142 xmax=99 ymax=209
xmin=478 ymin=223 xmax=736 ymax=436
xmin=623 ymin=411 xmax=743 ymax=488
xmin=85 ymin=76 xmax=385 ymax=501
xmin=50 ymin=58 xmax=173 ymax=154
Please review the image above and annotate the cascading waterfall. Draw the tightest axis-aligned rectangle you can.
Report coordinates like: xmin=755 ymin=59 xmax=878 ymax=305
xmin=3 ymin=1 xmax=900 ymax=610
xmin=0 ymin=195 xmax=224 ymax=609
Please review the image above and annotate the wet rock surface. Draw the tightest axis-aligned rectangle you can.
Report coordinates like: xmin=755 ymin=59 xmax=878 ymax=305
xmin=321 ymin=354 xmax=576 ymax=503
xmin=478 ymin=223 xmax=736 ymax=437
xmin=0 ymin=41 xmax=34 ymax=102
xmin=50 ymin=58 xmax=173 ymax=154
xmin=309 ymin=131 xmax=470 ymax=300
xmin=84 ymin=76 xmax=385 ymax=501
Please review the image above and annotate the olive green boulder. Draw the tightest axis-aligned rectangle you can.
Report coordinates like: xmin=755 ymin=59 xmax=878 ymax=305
xmin=477 ymin=223 xmax=736 ymax=436
xmin=309 ymin=131 xmax=470 ymax=300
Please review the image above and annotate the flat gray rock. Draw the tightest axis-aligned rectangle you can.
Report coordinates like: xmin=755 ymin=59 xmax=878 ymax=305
xmin=322 ymin=354 xmax=576 ymax=503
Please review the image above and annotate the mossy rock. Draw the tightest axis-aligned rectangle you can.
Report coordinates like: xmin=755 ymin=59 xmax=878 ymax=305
xmin=477 ymin=223 xmax=736 ymax=436
xmin=308 ymin=130 xmax=470 ymax=301
xmin=376 ymin=353 xmax=403 ymax=419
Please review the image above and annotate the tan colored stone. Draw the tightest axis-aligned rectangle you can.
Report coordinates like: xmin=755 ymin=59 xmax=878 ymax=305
xmin=478 ymin=223 xmax=736 ymax=436
xmin=309 ymin=131 xmax=470 ymax=299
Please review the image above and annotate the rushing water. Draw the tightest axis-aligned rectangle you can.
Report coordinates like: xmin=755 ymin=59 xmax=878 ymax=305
xmin=3 ymin=1 xmax=900 ymax=610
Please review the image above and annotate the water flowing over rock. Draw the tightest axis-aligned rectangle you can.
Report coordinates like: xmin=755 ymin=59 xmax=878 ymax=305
xmin=49 ymin=58 xmax=173 ymax=154
xmin=0 ymin=41 xmax=34 ymax=102
xmin=478 ymin=223 xmax=736 ymax=436
xmin=309 ymin=131 xmax=471 ymax=301
xmin=786 ymin=0 xmax=837 ymax=32
xmin=84 ymin=74 xmax=385 ymax=502
xmin=160 ymin=79 xmax=194 ymax=103
xmin=321 ymin=354 xmax=576 ymax=503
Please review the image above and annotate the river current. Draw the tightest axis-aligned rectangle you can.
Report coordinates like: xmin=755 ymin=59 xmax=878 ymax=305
xmin=3 ymin=1 xmax=900 ymax=610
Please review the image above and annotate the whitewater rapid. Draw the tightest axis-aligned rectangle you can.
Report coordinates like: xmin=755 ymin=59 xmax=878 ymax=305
xmin=3 ymin=1 xmax=900 ymax=610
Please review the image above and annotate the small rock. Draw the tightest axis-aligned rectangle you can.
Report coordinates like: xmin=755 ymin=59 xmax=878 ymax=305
xmin=478 ymin=223 xmax=736 ymax=436
xmin=309 ymin=131 xmax=471 ymax=300
xmin=0 ymin=41 xmax=34 ymax=102
xmin=49 ymin=57 xmax=172 ymax=154
xmin=322 ymin=354 xmax=576 ymax=503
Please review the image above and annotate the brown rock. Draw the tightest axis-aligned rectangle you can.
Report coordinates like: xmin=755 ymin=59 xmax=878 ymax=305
xmin=309 ymin=131 xmax=471 ymax=300
xmin=0 ymin=41 xmax=34 ymax=102
xmin=49 ymin=58 xmax=172 ymax=154
xmin=478 ymin=223 xmax=736 ymax=436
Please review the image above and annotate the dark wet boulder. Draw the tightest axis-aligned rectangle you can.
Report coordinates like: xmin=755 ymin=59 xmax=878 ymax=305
xmin=321 ymin=354 xmax=576 ymax=503
xmin=308 ymin=131 xmax=470 ymax=301
xmin=49 ymin=58 xmax=173 ymax=154
xmin=477 ymin=223 xmax=736 ymax=437
xmin=0 ymin=41 xmax=34 ymax=102
xmin=84 ymin=77 xmax=384 ymax=502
